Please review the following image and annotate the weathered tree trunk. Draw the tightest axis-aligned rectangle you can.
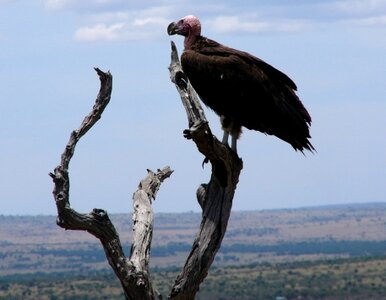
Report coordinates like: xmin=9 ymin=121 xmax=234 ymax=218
xmin=168 ymin=41 xmax=243 ymax=299
xmin=49 ymin=68 xmax=172 ymax=300
xmin=50 ymin=43 xmax=242 ymax=299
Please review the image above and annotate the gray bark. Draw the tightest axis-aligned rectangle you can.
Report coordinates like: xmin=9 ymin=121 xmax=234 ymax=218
xmin=49 ymin=68 xmax=172 ymax=300
xmin=50 ymin=41 xmax=243 ymax=299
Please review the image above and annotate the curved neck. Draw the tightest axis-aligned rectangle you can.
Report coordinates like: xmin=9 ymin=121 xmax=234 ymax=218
xmin=184 ymin=33 xmax=197 ymax=50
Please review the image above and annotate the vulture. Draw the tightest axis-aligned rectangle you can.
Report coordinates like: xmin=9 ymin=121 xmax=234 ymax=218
xmin=167 ymin=15 xmax=314 ymax=153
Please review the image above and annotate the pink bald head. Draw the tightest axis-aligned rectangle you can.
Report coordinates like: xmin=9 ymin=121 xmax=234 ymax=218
xmin=167 ymin=15 xmax=202 ymax=49
xmin=182 ymin=15 xmax=201 ymax=36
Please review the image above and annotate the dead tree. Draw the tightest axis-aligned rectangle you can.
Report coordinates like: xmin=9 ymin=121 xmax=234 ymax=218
xmin=49 ymin=40 xmax=242 ymax=300
xmin=49 ymin=68 xmax=172 ymax=300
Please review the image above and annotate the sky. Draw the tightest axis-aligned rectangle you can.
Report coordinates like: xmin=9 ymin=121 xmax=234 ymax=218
xmin=0 ymin=0 xmax=385 ymax=215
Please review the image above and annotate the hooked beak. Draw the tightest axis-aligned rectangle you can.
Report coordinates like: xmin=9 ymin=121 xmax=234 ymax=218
xmin=167 ymin=21 xmax=179 ymax=35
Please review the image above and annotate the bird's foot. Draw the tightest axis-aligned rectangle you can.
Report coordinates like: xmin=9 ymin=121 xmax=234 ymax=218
xmin=202 ymin=157 xmax=209 ymax=168
xmin=183 ymin=120 xmax=207 ymax=140
xmin=183 ymin=129 xmax=192 ymax=140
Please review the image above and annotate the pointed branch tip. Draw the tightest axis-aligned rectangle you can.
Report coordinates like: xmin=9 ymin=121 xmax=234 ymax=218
xmin=170 ymin=41 xmax=179 ymax=64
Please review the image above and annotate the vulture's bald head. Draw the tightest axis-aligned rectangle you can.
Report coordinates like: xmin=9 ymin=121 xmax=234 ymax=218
xmin=167 ymin=15 xmax=201 ymax=41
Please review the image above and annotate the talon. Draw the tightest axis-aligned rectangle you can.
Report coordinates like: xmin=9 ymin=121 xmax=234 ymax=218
xmin=183 ymin=129 xmax=192 ymax=139
xmin=201 ymin=157 xmax=209 ymax=167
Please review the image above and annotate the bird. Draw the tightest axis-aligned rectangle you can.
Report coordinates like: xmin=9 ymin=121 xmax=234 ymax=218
xmin=167 ymin=15 xmax=314 ymax=153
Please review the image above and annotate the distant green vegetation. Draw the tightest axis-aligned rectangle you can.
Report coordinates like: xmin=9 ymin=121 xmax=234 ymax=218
xmin=1 ymin=204 xmax=386 ymax=298
xmin=151 ymin=240 xmax=386 ymax=258
xmin=3 ymin=239 xmax=384 ymax=279
xmin=0 ymin=271 xmax=123 ymax=300
xmin=20 ymin=240 xmax=386 ymax=260
xmin=1 ymin=256 xmax=386 ymax=299
xmin=156 ymin=240 xmax=381 ymax=257
xmin=196 ymin=256 xmax=386 ymax=300
xmin=219 ymin=240 xmax=386 ymax=257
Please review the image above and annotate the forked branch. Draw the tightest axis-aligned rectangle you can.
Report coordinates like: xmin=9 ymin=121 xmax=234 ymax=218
xmin=49 ymin=44 xmax=242 ymax=299
xmin=49 ymin=68 xmax=171 ymax=300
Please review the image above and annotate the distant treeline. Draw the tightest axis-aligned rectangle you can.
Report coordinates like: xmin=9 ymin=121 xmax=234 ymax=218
xmin=155 ymin=240 xmax=386 ymax=257
xmin=25 ymin=240 xmax=386 ymax=261
xmin=219 ymin=240 xmax=386 ymax=257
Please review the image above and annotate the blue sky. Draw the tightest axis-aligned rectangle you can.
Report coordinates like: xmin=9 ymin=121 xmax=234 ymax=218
xmin=1 ymin=0 xmax=385 ymax=215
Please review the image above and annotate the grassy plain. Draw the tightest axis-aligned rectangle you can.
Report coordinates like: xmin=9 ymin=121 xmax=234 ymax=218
xmin=1 ymin=256 xmax=385 ymax=299
xmin=1 ymin=202 xmax=386 ymax=299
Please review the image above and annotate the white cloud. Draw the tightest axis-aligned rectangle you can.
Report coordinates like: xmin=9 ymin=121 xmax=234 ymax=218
xmin=320 ymin=0 xmax=386 ymax=28
xmin=133 ymin=17 xmax=168 ymax=27
xmin=332 ymin=0 xmax=386 ymax=15
xmin=344 ymin=14 xmax=386 ymax=26
xmin=44 ymin=0 xmax=129 ymax=12
xmin=44 ymin=0 xmax=67 ymax=10
xmin=73 ymin=17 xmax=168 ymax=42
xmin=207 ymin=16 xmax=305 ymax=34
xmin=84 ymin=11 xmax=130 ymax=23
xmin=72 ymin=5 xmax=173 ymax=42
xmin=0 ymin=0 xmax=15 ymax=5
xmin=209 ymin=16 xmax=267 ymax=33
xmin=74 ymin=23 xmax=126 ymax=42
xmin=50 ymin=0 xmax=386 ymax=42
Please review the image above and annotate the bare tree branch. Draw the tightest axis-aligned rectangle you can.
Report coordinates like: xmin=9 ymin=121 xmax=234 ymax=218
xmin=49 ymin=44 xmax=241 ymax=299
xmin=49 ymin=68 xmax=113 ymax=233
xmin=168 ymin=41 xmax=243 ymax=299
xmin=130 ymin=167 xmax=173 ymax=293
xmin=49 ymin=68 xmax=171 ymax=300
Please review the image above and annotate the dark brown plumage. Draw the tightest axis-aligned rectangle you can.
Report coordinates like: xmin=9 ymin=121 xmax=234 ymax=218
xmin=168 ymin=15 xmax=314 ymax=153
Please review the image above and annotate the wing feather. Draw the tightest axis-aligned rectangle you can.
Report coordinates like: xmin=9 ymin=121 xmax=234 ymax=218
xmin=181 ymin=36 xmax=313 ymax=151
